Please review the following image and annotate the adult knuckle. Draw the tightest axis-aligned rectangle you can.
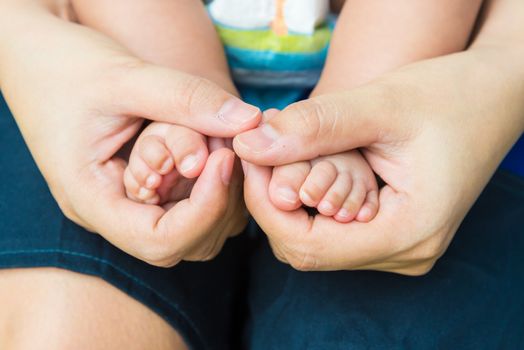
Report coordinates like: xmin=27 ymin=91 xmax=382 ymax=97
xmin=56 ymin=200 xmax=78 ymax=224
xmin=413 ymin=234 xmax=448 ymax=262
xmin=147 ymin=257 xmax=181 ymax=268
xmin=268 ymin=239 xmax=289 ymax=264
xmin=287 ymin=243 xmax=319 ymax=272
xmin=201 ymin=247 xmax=221 ymax=262
xmin=200 ymin=238 xmax=225 ymax=262
xmin=177 ymin=76 xmax=213 ymax=116
xmin=102 ymin=58 xmax=148 ymax=97
xmin=141 ymin=247 xmax=182 ymax=267
xmin=287 ymin=100 xmax=325 ymax=141
xmin=137 ymin=234 xmax=183 ymax=267
xmin=51 ymin=188 xmax=95 ymax=232
xmin=404 ymin=260 xmax=437 ymax=276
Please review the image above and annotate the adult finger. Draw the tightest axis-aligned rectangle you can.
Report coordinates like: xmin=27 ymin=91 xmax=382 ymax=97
xmin=234 ymin=83 xmax=413 ymax=165
xmin=115 ymin=63 xmax=261 ymax=137
xmin=184 ymin=155 xmax=247 ymax=261
xmin=154 ymin=148 xmax=236 ymax=264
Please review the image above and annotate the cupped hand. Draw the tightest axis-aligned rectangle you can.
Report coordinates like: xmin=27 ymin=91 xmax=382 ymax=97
xmin=0 ymin=1 xmax=260 ymax=266
xmin=233 ymin=3 xmax=524 ymax=273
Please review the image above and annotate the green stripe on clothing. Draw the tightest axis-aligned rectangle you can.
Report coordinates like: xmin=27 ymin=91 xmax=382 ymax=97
xmin=215 ymin=24 xmax=331 ymax=53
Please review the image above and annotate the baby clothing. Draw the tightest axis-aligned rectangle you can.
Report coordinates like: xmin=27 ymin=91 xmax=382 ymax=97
xmin=209 ymin=0 xmax=329 ymax=35
xmin=208 ymin=0 xmax=333 ymax=91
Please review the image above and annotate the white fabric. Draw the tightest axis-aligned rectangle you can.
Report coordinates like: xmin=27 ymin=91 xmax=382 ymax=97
xmin=208 ymin=0 xmax=329 ymax=34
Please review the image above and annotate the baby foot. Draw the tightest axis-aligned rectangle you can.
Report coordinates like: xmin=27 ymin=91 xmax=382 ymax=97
xmin=124 ymin=122 xmax=209 ymax=205
xmin=268 ymin=150 xmax=379 ymax=223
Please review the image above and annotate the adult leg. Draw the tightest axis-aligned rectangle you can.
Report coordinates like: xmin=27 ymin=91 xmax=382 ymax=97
xmin=0 ymin=268 xmax=188 ymax=350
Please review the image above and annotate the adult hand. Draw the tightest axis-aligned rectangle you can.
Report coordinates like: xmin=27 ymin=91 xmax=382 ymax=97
xmin=233 ymin=0 xmax=524 ymax=274
xmin=0 ymin=0 xmax=260 ymax=266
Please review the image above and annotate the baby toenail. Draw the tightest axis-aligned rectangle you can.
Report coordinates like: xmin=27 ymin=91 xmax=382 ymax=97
xmin=180 ymin=154 xmax=199 ymax=173
xmin=337 ymin=208 xmax=350 ymax=218
xmin=359 ymin=207 xmax=372 ymax=220
xmin=145 ymin=175 xmax=157 ymax=189
xmin=138 ymin=187 xmax=151 ymax=199
xmin=277 ymin=186 xmax=298 ymax=204
xmin=318 ymin=201 xmax=334 ymax=213
xmin=160 ymin=158 xmax=174 ymax=174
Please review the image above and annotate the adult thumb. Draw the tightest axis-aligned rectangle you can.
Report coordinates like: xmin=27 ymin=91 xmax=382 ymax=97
xmin=233 ymin=84 xmax=402 ymax=165
xmin=114 ymin=62 xmax=261 ymax=137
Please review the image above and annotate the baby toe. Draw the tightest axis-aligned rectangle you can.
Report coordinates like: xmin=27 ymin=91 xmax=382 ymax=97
xmin=356 ymin=190 xmax=379 ymax=222
xmin=138 ymin=134 xmax=174 ymax=176
xmin=123 ymin=167 xmax=160 ymax=205
xmin=165 ymin=125 xmax=208 ymax=179
xmin=269 ymin=161 xmax=311 ymax=211
xmin=334 ymin=180 xmax=367 ymax=223
xmin=299 ymin=160 xmax=338 ymax=207
xmin=129 ymin=149 xmax=161 ymax=190
xmin=318 ymin=173 xmax=352 ymax=216
xmin=124 ymin=167 xmax=141 ymax=201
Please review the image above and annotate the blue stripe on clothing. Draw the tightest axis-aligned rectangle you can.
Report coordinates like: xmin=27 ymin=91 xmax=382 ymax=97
xmin=224 ymin=45 xmax=328 ymax=71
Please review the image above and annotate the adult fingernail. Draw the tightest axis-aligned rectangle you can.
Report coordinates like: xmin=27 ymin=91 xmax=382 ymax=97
xmin=221 ymin=153 xmax=234 ymax=185
xmin=179 ymin=154 xmax=199 ymax=174
xmin=235 ymin=124 xmax=279 ymax=153
xmin=277 ymin=186 xmax=298 ymax=204
xmin=217 ymin=98 xmax=260 ymax=127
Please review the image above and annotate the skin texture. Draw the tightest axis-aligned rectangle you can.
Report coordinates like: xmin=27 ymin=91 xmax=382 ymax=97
xmin=234 ymin=0 xmax=524 ymax=274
